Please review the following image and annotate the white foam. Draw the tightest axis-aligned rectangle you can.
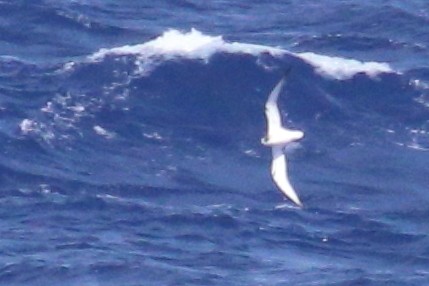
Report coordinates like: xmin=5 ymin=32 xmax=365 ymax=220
xmin=19 ymin=119 xmax=37 ymax=134
xmin=86 ymin=28 xmax=394 ymax=80
xmin=93 ymin=125 xmax=115 ymax=139
xmin=89 ymin=28 xmax=284 ymax=63
xmin=406 ymin=141 xmax=429 ymax=151
xmin=143 ymin=132 xmax=163 ymax=141
xmin=296 ymin=52 xmax=394 ymax=80
xmin=19 ymin=118 xmax=55 ymax=142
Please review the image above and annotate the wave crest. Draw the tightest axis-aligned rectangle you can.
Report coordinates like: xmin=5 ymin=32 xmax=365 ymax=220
xmin=81 ymin=29 xmax=394 ymax=80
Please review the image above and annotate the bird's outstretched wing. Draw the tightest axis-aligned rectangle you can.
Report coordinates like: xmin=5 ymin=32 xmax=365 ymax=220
xmin=271 ymin=146 xmax=303 ymax=207
xmin=264 ymin=77 xmax=286 ymax=134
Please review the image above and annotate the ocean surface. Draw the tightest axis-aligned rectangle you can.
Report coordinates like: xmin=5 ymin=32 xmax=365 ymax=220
xmin=1 ymin=1 xmax=429 ymax=285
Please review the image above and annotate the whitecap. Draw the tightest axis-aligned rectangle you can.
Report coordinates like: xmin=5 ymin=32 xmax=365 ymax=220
xmin=89 ymin=28 xmax=284 ymax=62
xmin=19 ymin=119 xmax=56 ymax=142
xmin=83 ymin=28 xmax=394 ymax=80
xmin=143 ymin=132 xmax=163 ymax=141
xmin=93 ymin=125 xmax=115 ymax=139
xmin=19 ymin=119 xmax=37 ymax=134
xmin=296 ymin=52 xmax=394 ymax=80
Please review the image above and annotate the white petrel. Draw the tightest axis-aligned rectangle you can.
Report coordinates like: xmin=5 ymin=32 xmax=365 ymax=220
xmin=261 ymin=75 xmax=304 ymax=207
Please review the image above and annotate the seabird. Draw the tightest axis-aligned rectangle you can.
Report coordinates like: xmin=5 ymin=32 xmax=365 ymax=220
xmin=261 ymin=74 xmax=304 ymax=207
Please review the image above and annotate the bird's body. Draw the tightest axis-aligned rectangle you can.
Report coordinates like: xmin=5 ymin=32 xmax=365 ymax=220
xmin=262 ymin=76 xmax=304 ymax=207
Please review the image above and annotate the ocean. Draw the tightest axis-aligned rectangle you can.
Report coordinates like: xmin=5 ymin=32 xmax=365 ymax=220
xmin=0 ymin=1 xmax=428 ymax=285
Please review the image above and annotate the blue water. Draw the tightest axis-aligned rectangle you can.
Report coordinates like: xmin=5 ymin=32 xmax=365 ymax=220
xmin=1 ymin=1 xmax=429 ymax=285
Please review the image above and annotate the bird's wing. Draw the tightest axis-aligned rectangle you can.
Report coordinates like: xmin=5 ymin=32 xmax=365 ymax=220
xmin=264 ymin=77 xmax=286 ymax=134
xmin=271 ymin=146 xmax=303 ymax=207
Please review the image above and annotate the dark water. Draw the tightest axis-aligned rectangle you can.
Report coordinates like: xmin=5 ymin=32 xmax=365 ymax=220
xmin=0 ymin=1 xmax=428 ymax=285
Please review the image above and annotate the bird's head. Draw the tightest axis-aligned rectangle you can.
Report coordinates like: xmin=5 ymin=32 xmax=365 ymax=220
xmin=261 ymin=136 xmax=269 ymax=145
